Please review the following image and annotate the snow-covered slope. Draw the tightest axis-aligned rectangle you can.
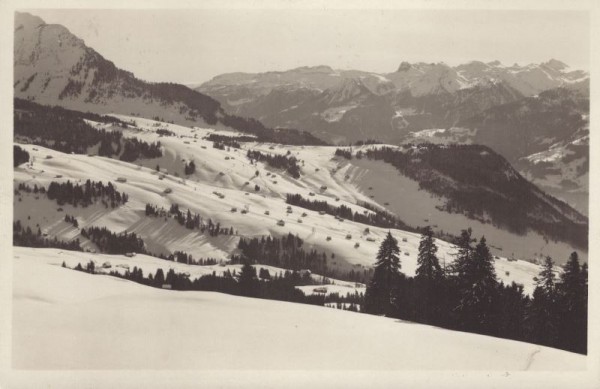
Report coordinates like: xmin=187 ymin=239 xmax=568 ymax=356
xmin=14 ymin=247 xmax=364 ymax=295
xmin=12 ymin=252 xmax=585 ymax=370
xmin=14 ymin=113 xmax=578 ymax=295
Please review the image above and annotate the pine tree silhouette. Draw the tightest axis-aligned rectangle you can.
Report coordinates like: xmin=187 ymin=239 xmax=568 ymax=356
xmin=364 ymin=232 xmax=401 ymax=316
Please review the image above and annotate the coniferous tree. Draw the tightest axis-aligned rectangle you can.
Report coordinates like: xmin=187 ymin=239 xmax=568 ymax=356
xmin=496 ymin=281 xmax=528 ymax=341
xmin=364 ymin=232 xmax=401 ymax=316
xmin=154 ymin=268 xmax=165 ymax=287
xmin=184 ymin=160 xmax=196 ymax=175
xmin=238 ymin=261 xmax=258 ymax=297
xmin=557 ymin=252 xmax=587 ymax=353
xmin=452 ymin=228 xmax=474 ymax=281
xmin=528 ymin=256 xmax=559 ymax=347
xmin=415 ymin=226 xmax=444 ymax=321
xmin=416 ymin=226 xmax=442 ymax=281
xmin=457 ymin=236 xmax=498 ymax=333
xmin=14 ymin=145 xmax=30 ymax=167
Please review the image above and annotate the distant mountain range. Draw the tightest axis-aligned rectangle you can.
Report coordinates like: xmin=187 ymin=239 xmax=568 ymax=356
xmin=197 ymin=60 xmax=589 ymax=214
xmin=197 ymin=60 xmax=588 ymax=143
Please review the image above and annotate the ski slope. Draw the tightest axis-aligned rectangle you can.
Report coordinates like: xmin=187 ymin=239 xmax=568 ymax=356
xmin=12 ymin=251 xmax=585 ymax=370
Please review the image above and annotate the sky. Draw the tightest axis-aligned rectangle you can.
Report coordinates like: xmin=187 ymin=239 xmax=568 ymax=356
xmin=30 ymin=8 xmax=590 ymax=85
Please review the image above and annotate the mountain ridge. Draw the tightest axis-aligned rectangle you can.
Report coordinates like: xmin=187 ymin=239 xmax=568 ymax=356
xmin=196 ymin=60 xmax=589 ymax=213
xmin=13 ymin=12 xmax=324 ymax=146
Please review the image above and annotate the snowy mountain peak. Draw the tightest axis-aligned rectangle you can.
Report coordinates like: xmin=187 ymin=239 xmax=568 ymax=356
xmin=397 ymin=61 xmax=412 ymax=72
xmin=293 ymin=65 xmax=335 ymax=74
xmin=324 ymin=77 xmax=371 ymax=103
xmin=14 ymin=11 xmax=45 ymax=30
xmin=14 ymin=12 xmax=88 ymax=68
xmin=542 ymin=58 xmax=569 ymax=71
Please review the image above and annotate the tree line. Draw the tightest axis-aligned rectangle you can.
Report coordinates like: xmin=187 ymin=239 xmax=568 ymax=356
xmin=80 ymin=226 xmax=145 ymax=255
xmin=169 ymin=251 xmax=219 ymax=266
xmin=70 ymin=259 xmax=325 ymax=306
xmin=286 ymin=193 xmax=411 ymax=230
xmin=219 ymin=113 xmax=326 ymax=146
xmin=207 ymin=134 xmax=256 ymax=149
xmin=46 ymin=180 xmax=128 ymax=208
xmin=247 ymin=150 xmax=301 ymax=179
xmin=233 ymin=234 xmax=373 ymax=284
xmin=234 ymin=234 xmax=328 ymax=275
xmin=16 ymin=180 xmax=128 ymax=209
xmin=13 ymin=220 xmax=82 ymax=251
xmin=364 ymin=227 xmax=587 ymax=354
xmin=14 ymin=145 xmax=30 ymax=167
xmin=334 ymin=148 xmax=353 ymax=160
xmin=14 ymin=98 xmax=162 ymax=161
xmin=145 ymin=203 xmax=235 ymax=237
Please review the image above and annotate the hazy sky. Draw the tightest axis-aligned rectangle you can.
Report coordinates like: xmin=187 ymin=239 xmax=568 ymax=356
xmin=31 ymin=9 xmax=590 ymax=85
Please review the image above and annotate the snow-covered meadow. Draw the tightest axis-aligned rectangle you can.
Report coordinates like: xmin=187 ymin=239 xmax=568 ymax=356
xmin=12 ymin=251 xmax=585 ymax=370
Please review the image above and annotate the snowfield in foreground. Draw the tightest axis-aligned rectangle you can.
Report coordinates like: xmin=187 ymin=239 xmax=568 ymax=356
xmin=12 ymin=251 xmax=585 ymax=370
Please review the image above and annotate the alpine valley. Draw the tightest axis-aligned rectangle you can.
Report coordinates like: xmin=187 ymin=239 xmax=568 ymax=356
xmin=11 ymin=11 xmax=589 ymax=371
xmin=198 ymin=58 xmax=589 ymax=215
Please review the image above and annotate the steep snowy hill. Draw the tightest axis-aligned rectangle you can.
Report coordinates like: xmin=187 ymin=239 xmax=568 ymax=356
xmin=12 ymin=252 xmax=585 ymax=370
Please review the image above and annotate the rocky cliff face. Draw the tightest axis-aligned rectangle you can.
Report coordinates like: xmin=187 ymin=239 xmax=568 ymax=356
xmin=14 ymin=12 xmax=221 ymax=125
xmin=13 ymin=12 xmax=324 ymax=146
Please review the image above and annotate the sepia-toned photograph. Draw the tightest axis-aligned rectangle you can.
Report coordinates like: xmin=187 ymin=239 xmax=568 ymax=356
xmin=0 ymin=1 xmax=598 ymax=388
